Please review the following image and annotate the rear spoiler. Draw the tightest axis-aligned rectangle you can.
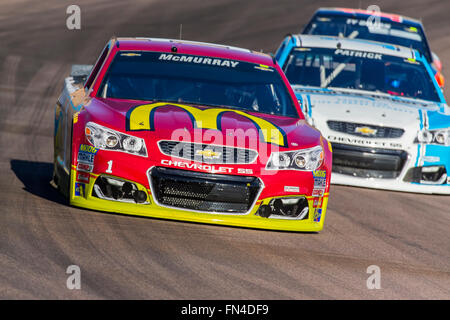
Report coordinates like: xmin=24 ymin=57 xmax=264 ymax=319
xmin=70 ymin=64 xmax=93 ymax=83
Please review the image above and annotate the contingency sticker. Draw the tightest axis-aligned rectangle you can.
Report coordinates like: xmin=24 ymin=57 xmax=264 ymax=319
xmin=77 ymin=144 xmax=98 ymax=165
xmin=284 ymin=186 xmax=300 ymax=193
xmin=77 ymin=162 xmax=93 ymax=173
xmin=313 ymin=170 xmax=327 ymax=189
xmin=76 ymin=171 xmax=90 ymax=183
xmin=313 ymin=197 xmax=323 ymax=208
xmin=314 ymin=208 xmax=322 ymax=222
xmin=74 ymin=182 xmax=85 ymax=197
xmin=312 ymin=189 xmax=324 ymax=197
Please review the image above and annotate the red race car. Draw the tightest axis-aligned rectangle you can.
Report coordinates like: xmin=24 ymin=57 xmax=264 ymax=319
xmin=52 ymin=37 xmax=332 ymax=232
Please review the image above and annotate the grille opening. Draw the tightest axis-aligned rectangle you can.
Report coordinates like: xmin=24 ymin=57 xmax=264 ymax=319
xmin=149 ymin=167 xmax=262 ymax=213
xmin=331 ymin=143 xmax=408 ymax=179
xmin=327 ymin=121 xmax=404 ymax=138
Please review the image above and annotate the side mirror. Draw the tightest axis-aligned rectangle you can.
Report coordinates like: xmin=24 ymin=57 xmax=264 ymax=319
xmin=71 ymin=64 xmax=93 ymax=83
xmin=435 ymin=72 xmax=445 ymax=88
xmin=432 ymin=52 xmax=442 ymax=72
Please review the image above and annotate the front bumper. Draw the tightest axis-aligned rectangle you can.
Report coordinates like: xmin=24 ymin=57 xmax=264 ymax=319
xmin=69 ymin=145 xmax=330 ymax=231
xmin=331 ymin=173 xmax=450 ymax=194
xmin=70 ymin=167 xmax=329 ymax=232
xmin=330 ymin=143 xmax=450 ymax=194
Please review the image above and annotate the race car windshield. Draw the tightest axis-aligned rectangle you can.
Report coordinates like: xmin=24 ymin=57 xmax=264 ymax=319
xmin=98 ymin=51 xmax=299 ymax=118
xmin=304 ymin=15 xmax=432 ymax=62
xmin=283 ymin=47 xmax=441 ymax=103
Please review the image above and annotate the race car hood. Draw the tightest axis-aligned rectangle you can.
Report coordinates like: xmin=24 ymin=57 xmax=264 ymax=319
xmin=293 ymin=86 xmax=443 ymax=150
xmin=85 ymin=98 xmax=323 ymax=153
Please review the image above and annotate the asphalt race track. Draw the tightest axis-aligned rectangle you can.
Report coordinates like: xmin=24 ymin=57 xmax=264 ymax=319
xmin=0 ymin=0 xmax=449 ymax=299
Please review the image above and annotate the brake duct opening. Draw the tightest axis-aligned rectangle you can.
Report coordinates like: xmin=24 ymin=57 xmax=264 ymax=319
xmin=403 ymin=166 xmax=447 ymax=185
xmin=256 ymin=197 xmax=309 ymax=220
xmin=93 ymin=176 xmax=149 ymax=204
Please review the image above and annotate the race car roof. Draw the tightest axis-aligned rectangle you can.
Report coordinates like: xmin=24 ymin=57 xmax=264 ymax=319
xmin=314 ymin=7 xmax=423 ymax=26
xmin=293 ymin=34 xmax=417 ymax=60
xmin=112 ymin=37 xmax=274 ymax=66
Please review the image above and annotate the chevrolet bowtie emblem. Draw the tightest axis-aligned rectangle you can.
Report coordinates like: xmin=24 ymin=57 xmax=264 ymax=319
xmin=355 ymin=126 xmax=377 ymax=136
xmin=196 ymin=149 xmax=221 ymax=159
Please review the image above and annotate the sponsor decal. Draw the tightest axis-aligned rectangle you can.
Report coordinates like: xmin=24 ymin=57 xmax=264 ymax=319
xmin=196 ymin=149 xmax=221 ymax=160
xmin=284 ymin=186 xmax=300 ymax=193
xmin=327 ymin=135 xmax=402 ymax=149
xmin=314 ymin=178 xmax=326 ymax=189
xmin=423 ymin=156 xmax=440 ymax=163
xmin=313 ymin=197 xmax=323 ymax=208
xmin=314 ymin=208 xmax=322 ymax=222
xmin=76 ymin=171 xmax=90 ymax=183
xmin=345 ymin=18 xmax=391 ymax=30
xmin=73 ymin=112 xmax=79 ymax=124
xmin=159 ymin=53 xmax=239 ymax=68
xmin=126 ymin=102 xmax=288 ymax=147
xmin=312 ymin=188 xmax=325 ymax=197
xmin=254 ymin=64 xmax=274 ymax=72
xmin=121 ymin=53 xmax=141 ymax=57
xmin=161 ymin=159 xmax=253 ymax=175
xmin=355 ymin=126 xmax=377 ymax=136
xmin=334 ymin=49 xmax=382 ymax=60
xmin=77 ymin=144 xmax=98 ymax=165
xmin=77 ymin=152 xmax=95 ymax=164
xmin=294 ymin=48 xmax=312 ymax=52
xmin=313 ymin=170 xmax=326 ymax=178
xmin=161 ymin=159 xmax=233 ymax=174
xmin=313 ymin=170 xmax=327 ymax=189
xmin=77 ymin=162 xmax=93 ymax=173
xmin=404 ymin=58 xmax=420 ymax=65
xmin=74 ymin=182 xmax=85 ymax=197
xmin=79 ymin=144 xmax=98 ymax=154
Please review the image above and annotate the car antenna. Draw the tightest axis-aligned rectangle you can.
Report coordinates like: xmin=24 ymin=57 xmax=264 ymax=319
xmin=179 ymin=24 xmax=183 ymax=40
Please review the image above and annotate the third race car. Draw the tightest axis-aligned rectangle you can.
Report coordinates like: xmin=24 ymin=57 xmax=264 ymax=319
xmin=300 ymin=7 xmax=445 ymax=87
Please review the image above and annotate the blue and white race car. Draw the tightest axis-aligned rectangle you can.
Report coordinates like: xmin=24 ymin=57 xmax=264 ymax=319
xmin=276 ymin=34 xmax=450 ymax=194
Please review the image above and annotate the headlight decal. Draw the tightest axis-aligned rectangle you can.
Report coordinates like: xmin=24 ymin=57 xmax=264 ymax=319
xmin=416 ymin=128 xmax=450 ymax=146
xmin=85 ymin=122 xmax=148 ymax=157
